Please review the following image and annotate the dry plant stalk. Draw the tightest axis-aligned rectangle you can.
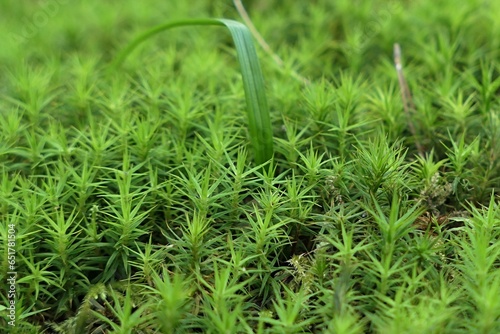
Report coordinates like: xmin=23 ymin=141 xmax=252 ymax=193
xmin=394 ymin=43 xmax=424 ymax=157
xmin=233 ymin=0 xmax=310 ymax=85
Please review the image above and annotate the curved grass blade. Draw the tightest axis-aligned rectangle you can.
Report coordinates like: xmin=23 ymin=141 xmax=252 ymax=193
xmin=110 ymin=19 xmax=273 ymax=166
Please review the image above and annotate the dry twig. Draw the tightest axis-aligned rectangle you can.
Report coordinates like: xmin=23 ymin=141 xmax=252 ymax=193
xmin=394 ymin=43 xmax=424 ymax=157
xmin=233 ymin=0 xmax=310 ymax=85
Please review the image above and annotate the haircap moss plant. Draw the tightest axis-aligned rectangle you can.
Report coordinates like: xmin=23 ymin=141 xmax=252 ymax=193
xmin=110 ymin=18 xmax=274 ymax=167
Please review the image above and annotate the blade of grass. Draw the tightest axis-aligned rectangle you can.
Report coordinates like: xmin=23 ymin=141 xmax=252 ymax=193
xmin=110 ymin=18 xmax=274 ymax=166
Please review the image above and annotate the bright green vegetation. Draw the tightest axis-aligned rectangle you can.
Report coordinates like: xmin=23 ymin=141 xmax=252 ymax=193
xmin=110 ymin=18 xmax=273 ymax=166
xmin=1 ymin=0 xmax=499 ymax=333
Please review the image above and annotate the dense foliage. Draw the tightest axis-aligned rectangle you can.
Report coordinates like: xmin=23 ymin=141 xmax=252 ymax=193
xmin=1 ymin=0 xmax=499 ymax=332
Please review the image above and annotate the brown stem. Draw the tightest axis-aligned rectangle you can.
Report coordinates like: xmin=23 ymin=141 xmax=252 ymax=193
xmin=233 ymin=0 xmax=310 ymax=85
xmin=394 ymin=43 xmax=424 ymax=157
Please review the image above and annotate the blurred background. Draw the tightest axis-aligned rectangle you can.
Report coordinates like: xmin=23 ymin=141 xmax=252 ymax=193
xmin=1 ymin=0 xmax=499 ymax=75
